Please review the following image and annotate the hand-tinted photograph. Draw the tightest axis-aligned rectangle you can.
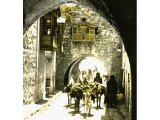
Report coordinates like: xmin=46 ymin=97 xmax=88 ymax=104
xmin=23 ymin=0 xmax=136 ymax=120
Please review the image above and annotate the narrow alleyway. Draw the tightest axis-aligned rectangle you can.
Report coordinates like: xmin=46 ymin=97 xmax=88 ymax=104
xmin=23 ymin=0 xmax=137 ymax=119
xmin=25 ymin=92 xmax=129 ymax=120
xmin=23 ymin=2 xmax=133 ymax=119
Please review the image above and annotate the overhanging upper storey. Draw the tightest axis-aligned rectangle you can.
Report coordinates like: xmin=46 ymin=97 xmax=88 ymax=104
xmin=71 ymin=22 xmax=99 ymax=42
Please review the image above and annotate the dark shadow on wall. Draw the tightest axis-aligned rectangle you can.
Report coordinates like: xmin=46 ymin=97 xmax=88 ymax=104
xmin=63 ymin=60 xmax=77 ymax=87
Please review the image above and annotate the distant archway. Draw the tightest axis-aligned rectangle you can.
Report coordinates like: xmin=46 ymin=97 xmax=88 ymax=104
xmin=64 ymin=56 xmax=109 ymax=86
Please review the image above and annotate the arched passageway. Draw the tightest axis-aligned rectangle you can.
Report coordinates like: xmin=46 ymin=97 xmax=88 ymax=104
xmin=64 ymin=56 xmax=85 ymax=87
xmin=23 ymin=1 xmax=136 ymax=120
xmin=64 ymin=56 xmax=109 ymax=86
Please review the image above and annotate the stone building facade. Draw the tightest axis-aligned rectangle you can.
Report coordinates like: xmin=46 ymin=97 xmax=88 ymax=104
xmin=23 ymin=20 xmax=57 ymax=104
xmin=55 ymin=4 xmax=123 ymax=89
xmin=23 ymin=21 xmax=39 ymax=104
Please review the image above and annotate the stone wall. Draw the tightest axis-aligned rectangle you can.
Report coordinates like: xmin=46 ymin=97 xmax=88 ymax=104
xmin=55 ymin=4 xmax=122 ymax=90
xmin=23 ymin=19 xmax=57 ymax=104
xmin=23 ymin=21 xmax=39 ymax=104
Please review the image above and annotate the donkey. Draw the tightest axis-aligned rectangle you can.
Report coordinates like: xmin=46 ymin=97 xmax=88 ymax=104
xmin=92 ymin=82 xmax=106 ymax=108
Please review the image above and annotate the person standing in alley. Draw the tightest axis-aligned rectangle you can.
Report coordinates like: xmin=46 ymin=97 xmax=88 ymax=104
xmin=94 ymin=72 xmax=102 ymax=84
xmin=106 ymin=75 xmax=118 ymax=108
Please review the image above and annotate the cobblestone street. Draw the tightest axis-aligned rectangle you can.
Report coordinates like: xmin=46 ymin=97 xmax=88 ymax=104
xmin=24 ymin=92 xmax=129 ymax=120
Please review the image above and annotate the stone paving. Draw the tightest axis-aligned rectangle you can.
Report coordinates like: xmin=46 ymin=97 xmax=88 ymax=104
xmin=24 ymin=92 xmax=129 ymax=120
xmin=101 ymin=104 xmax=130 ymax=120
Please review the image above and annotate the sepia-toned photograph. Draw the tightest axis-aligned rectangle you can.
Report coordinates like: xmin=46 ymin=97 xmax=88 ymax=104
xmin=23 ymin=0 xmax=136 ymax=120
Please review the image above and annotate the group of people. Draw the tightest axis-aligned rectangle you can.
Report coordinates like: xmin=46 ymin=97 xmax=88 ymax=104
xmin=70 ymin=71 xmax=118 ymax=108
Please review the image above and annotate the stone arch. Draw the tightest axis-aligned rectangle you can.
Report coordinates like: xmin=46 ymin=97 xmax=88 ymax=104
xmin=63 ymin=56 xmax=84 ymax=86
xmin=63 ymin=55 xmax=109 ymax=86
xmin=24 ymin=0 xmax=111 ymax=33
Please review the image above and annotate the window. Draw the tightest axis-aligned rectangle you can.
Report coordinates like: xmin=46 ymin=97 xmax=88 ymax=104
xmin=72 ymin=25 xmax=96 ymax=42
